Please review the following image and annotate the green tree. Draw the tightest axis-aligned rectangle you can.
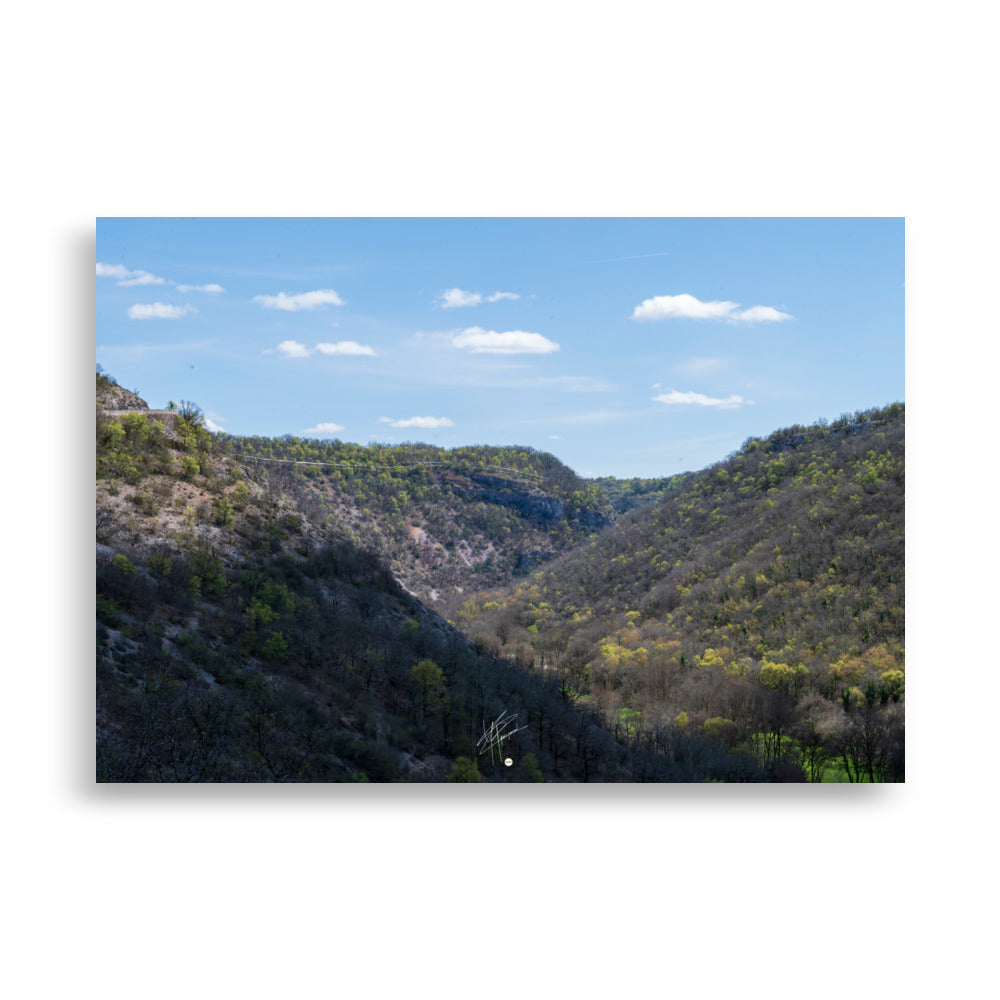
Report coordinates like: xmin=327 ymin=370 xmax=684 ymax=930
xmin=212 ymin=496 xmax=234 ymax=527
xmin=447 ymin=756 xmax=482 ymax=782
xmin=230 ymin=481 xmax=251 ymax=511
xmin=180 ymin=454 xmax=200 ymax=480
xmin=411 ymin=658 xmax=445 ymax=716
xmin=111 ymin=553 xmax=137 ymax=576
xmin=517 ymin=752 xmax=545 ymax=782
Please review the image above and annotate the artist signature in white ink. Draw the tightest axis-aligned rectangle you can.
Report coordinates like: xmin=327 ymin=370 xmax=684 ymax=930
xmin=476 ymin=709 xmax=527 ymax=766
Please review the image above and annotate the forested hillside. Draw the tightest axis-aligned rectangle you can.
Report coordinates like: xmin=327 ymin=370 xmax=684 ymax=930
xmin=454 ymin=406 xmax=905 ymax=781
xmin=95 ymin=370 xmax=771 ymax=782
xmin=223 ymin=434 xmax=612 ymax=611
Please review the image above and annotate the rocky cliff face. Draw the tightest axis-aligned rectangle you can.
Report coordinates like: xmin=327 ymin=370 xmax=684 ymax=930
xmin=452 ymin=475 xmax=613 ymax=529
xmin=97 ymin=383 xmax=149 ymax=411
xmin=454 ymin=474 xmax=566 ymax=523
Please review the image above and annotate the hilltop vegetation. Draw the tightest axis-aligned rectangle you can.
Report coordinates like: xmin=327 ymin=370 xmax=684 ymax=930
xmin=453 ymin=405 xmax=905 ymax=781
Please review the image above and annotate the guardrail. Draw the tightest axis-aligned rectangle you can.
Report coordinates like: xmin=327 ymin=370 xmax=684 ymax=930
xmin=100 ymin=408 xmax=179 ymax=417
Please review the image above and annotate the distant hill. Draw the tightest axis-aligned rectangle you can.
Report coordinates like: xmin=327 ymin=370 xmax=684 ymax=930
xmin=223 ymin=435 xmax=613 ymax=613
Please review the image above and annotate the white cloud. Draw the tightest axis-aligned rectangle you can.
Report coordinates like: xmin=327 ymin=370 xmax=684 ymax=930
xmin=253 ymin=289 xmax=344 ymax=311
xmin=439 ymin=288 xmax=520 ymax=307
xmin=98 ymin=262 xmax=166 ymax=287
xmin=127 ymin=303 xmax=196 ymax=320
xmin=315 ymin=340 xmax=377 ymax=356
xmin=733 ymin=305 xmax=793 ymax=322
xmin=270 ymin=339 xmax=377 ymax=358
xmin=439 ymin=288 xmax=482 ymax=308
xmin=452 ymin=326 xmax=559 ymax=354
xmin=653 ymin=389 xmax=752 ymax=409
xmin=202 ymin=411 xmax=227 ymax=433
xmin=631 ymin=292 xmax=792 ymax=323
xmin=548 ymin=434 xmax=562 ymax=440
xmin=120 ymin=273 xmax=166 ymax=287
xmin=97 ymin=263 xmax=132 ymax=280
xmin=380 ymin=415 xmax=455 ymax=429
xmin=632 ymin=294 xmax=738 ymax=321
xmin=276 ymin=340 xmax=312 ymax=358
xmin=302 ymin=421 xmax=346 ymax=436
xmin=177 ymin=283 xmax=225 ymax=294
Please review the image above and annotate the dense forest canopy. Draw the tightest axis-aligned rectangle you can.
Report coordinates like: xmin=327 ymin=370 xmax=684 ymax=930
xmin=454 ymin=404 xmax=905 ymax=781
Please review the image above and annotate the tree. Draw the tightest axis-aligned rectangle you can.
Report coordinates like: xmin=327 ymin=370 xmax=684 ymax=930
xmin=447 ymin=756 xmax=482 ymax=782
xmin=516 ymin=752 xmax=545 ymax=782
xmin=793 ymin=717 xmax=832 ymax=782
xmin=835 ymin=702 xmax=903 ymax=782
xmin=178 ymin=400 xmax=204 ymax=424
xmin=212 ymin=496 xmax=234 ymax=527
xmin=411 ymin=658 xmax=445 ymax=718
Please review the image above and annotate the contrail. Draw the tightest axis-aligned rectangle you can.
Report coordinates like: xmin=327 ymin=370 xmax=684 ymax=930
xmin=579 ymin=250 xmax=672 ymax=264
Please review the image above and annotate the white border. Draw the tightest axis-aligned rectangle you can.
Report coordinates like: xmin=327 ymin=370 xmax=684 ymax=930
xmin=8 ymin=2 xmax=991 ymax=995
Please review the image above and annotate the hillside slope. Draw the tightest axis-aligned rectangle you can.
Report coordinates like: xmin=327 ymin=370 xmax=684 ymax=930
xmin=453 ymin=405 xmax=905 ymax=781
xmin=96 ymin=372 xmax=771 ymax=782
xmin=223 ymin=435 xmax=612 ymax=612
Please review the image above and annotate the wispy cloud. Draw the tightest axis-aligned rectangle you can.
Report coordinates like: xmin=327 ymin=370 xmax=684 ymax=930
xmin=540 ymin=409 xmax=631 ymax=426
xmin=531 ymin=374 xmax=614 ymax=393
xmin=653 ymin=389 xmax=752 ymax=409
xmin=674 ymin=357 xmax=726 ymax=377
xmin=632 ymin=293 xmax=792 ymax=323
xmin=253 ymin=289 xmax=344 ymax=311
xmin=98 ymin=262 xmax=226 ymax=293
xmin=98 ymin=262 xmax=166 ymax=287
xmin=302 ymin=421 xmax=346 ymax=436
xmin=439 ymin=288 xmax=520 ymax=308
xmin=452 ymin=326 xmax=559 ymax=355
xmin=315 ymin=340 xmax=377 ymax=356
xmin=128 ymin=303 xmax=197 ymax=320
xmin=204 ymin=412 xmax=227 ymax=433
xmin=378 ymin=415 xmax=455 ymax=429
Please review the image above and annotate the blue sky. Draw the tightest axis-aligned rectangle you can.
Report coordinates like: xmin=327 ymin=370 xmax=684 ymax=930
xmin=97 ymin=218 xmax=903 ymax=478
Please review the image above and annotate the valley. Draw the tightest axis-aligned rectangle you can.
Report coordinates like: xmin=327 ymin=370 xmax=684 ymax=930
xmin=96 ymin=369 xmax=904 ymax=782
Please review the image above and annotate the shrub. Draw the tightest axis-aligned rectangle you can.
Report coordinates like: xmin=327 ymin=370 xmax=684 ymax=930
xmin=111 ymin=553 xmax=137 ymax=576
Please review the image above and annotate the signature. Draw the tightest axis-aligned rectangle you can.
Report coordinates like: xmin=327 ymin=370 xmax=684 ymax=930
xmin=476 ymin=709 xmax=527 ymax=765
